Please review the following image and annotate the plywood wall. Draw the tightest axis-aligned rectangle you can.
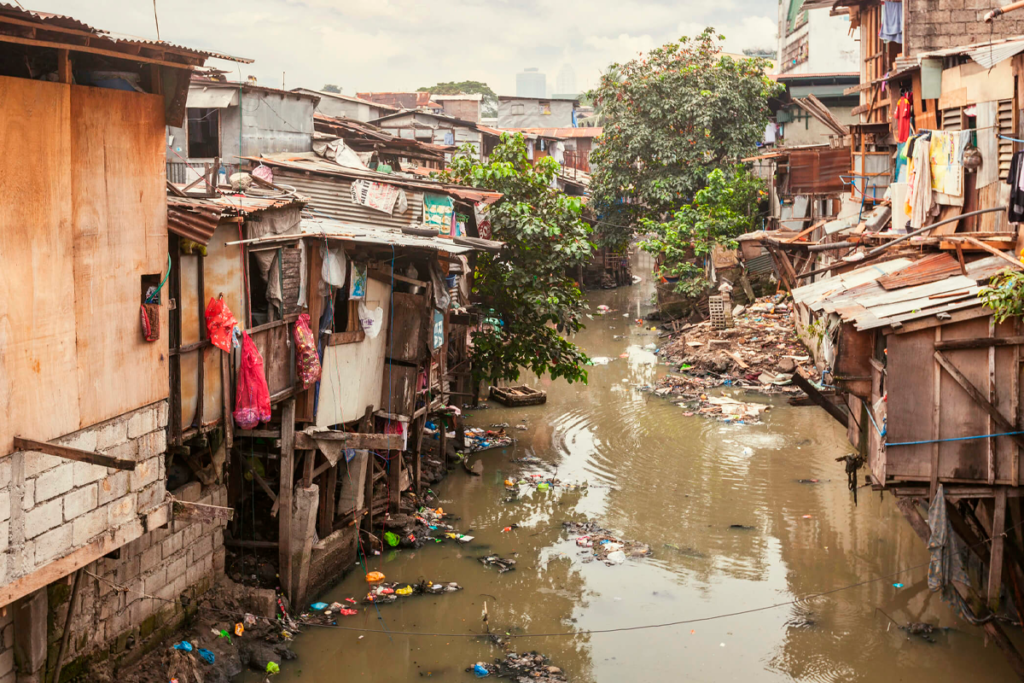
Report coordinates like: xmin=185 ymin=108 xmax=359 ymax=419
xmin=317 ymin=278 xmax=391 ymax=426
xmin=0 ymin=77 xmax=170 ymax=456
xmin=0 ymin=77 xmax=80 ymax=455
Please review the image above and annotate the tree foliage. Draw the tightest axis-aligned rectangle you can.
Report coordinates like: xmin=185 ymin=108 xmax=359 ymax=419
xmin=418 ymin=80 xmax=498 ymax=117
xmin=587 ymin=28 xmax=781 ymax=248
xmin=641 ymin=166 xmax=766 ymax=296
xmin=979 ymin=269 xmax=1024 ymax=323
xmin=321 ymin=83 xmax=341 ymax=93
xmin=437 ymin=133 xmax=593 ymax=384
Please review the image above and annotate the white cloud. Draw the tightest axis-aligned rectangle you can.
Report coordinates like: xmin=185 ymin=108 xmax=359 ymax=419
xmin=29 ymin=0 xmax=778 ymax=95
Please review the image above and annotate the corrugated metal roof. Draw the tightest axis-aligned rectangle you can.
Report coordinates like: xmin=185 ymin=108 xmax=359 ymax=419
xmin=166 ymin=193 xmax=306 ymax=244
xmin=0 ymin=4 xmax=251 ymax=63
xmin=794 ymin=255 xmax=1014 ymax=330
xmin=243 ymin=217 xmax=501 ymax=255
xmin=274 ymin=170 xmax=426 ymax=232
xmin=504 ymin=127 xmax=603 ymax=138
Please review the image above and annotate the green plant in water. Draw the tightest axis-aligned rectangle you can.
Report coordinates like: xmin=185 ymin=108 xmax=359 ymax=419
xmin=979 ymin=270 xmax=1024 ymax=323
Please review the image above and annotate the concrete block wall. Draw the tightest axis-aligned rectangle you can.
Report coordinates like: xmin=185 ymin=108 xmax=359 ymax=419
xmin=906 ymin=0 xmax=1024 ymax=55
xmin=43 ymin=482 xmax=228 ymax=680
xmin=1 ymin=402 xmax=168 ymax=588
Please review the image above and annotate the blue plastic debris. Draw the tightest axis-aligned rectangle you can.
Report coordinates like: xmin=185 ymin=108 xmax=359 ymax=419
xmin=893 ymin=583 xmax=904 ymax=588
xmin=173 ymin=641 xmax=193 ymax=652
xmin=311 ymin=602 xmax=329 ymax=611
xmin=197 ymin=648 xmax=215 ymax=664
xmin=473 ymin=664 xmax=490 ymax=677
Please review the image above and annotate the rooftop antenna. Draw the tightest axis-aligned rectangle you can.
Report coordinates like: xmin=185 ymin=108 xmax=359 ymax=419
xmin=152 ymin=0 xmax=161 ymax=41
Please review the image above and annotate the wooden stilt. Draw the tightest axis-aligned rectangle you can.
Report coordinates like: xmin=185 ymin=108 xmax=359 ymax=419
xmin=990 ymin=487 xmax=1008 ymax=611
xmin=278 ymin=399 xmax=296 ymax=603
xmin=897 ymin=496 xmax=1024 ymax=680
xmin=301 ymin=449 xmax=314 ymax=489
xmin=412 ymin=415 xmax=423 ymax=497
xmin=318 ymin=462 xmax=338 ymax=539
xmin=388 ymin=450 xmax=402 ymax=514
xmin=359 ymin=405 xmax=375 ymax=540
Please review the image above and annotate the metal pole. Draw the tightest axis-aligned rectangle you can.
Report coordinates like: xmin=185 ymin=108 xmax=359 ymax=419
xmin=52 ymin=567 xmax=84 ymax=683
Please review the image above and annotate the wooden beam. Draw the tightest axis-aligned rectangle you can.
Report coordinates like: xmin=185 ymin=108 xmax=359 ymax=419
xmin=318 ymin=457 xmax=338 ymax=539
xmin=221 ymin=350 xmax=234 ymax=454
xmin=388 ymin=450 xmax=402 ymax=514
xmin=934 ymin=350 xmax=1024 ymax=453
xmin=935 ymin=336 xmax=1024 ymax=350
xmin=294 ymin=431 xmax=403 ymax=451
xmin=945 ymin=236 xmax=1023 ymax=270
xmin=278 ymin=399 xmax=296 ymax=603
xmin=237 ymin=453 xmax=278 ymax=507
xmin=790 ymin=372 xmax=848 ymax=426
xmin=236 ymin=429 xmax=282 ymax=439
xmin=0 ymin=519 xmax=143 ymax=607
xmin=301 ymin=449 xmax=314 ymax=489
xmin=326 ymin=330 xmax=366 ymax=346
xmin=56 ymin=47 xmax=71 ymax=84
xmin=0 ymin=32 xmax=198 ymax=70
xmin=991 ymin=487 xmax=1008 ymax=611
xmin=11 ymin=437 xmax=136 ymax=471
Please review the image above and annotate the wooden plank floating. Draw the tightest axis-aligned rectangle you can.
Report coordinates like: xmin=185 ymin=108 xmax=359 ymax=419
xmin=489 ymin=385 xmax=547 ymax=407
xmin=12 ymin=436 xmax=137 ymax=471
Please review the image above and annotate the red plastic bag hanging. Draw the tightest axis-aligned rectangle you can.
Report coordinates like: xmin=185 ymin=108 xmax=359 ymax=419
xmin=205 ymin=296 xmax=240 ymax=353
xmin=292 ymin=313 xmax=322 ymax=389
xmin=233 ymin=331 xmax=271 ymax=429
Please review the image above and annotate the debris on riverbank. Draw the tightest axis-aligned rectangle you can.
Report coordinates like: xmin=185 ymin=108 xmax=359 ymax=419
xmin=469 ymin=652 xmax=568 ymax=681
xmin=363 ymin=580 xmax=463 ymax=605
xmin=480 ymin=554 xmax=518 ymax=573
xmin=643 ymin=294 xmax=821 ymax=422
xmin=564 ymin=521 xmax=652 ymax=565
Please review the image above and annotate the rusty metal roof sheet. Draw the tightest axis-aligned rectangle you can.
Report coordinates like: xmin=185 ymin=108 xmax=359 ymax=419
xmin=504 ymin=127 xmax=603 ymax=139
xmin=0 ymin=4 xmax=251 ymax=63
xmin=167 ymin=193 xmax=306 ymax=245
xmin=877 ymin=253 xmax=962 ymax=290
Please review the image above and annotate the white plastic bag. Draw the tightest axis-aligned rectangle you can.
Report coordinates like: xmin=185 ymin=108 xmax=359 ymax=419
xmin=321 ymin=244 xmax=347 ymax=288
xmin=358 ymin=302 xmax=384 ymax=338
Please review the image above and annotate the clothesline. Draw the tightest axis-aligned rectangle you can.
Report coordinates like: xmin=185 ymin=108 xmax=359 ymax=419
xmin=998 ymin=133 xmax=1024 ymax=144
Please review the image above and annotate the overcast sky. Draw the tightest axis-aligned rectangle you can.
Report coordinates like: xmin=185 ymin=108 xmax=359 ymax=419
xmin=32 ymin=0 xmax=779 ymax=95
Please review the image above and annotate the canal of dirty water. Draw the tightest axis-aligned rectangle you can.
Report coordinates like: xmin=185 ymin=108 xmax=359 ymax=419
xmin=241 ymin=254 xmax=1018 ymax=682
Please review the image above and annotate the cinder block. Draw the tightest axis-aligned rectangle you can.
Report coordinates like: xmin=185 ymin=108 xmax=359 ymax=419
xmin=0 ymin=491 xmax=8 ymax=523
xmin=191 ymin=534 xmax=213 ymax=561
xmin=35 ymin=463 xmax=74 ymax=503
xmin=72 ymin=506 xmax=108 ymax=546
xmin=144 ymin=567 xmax=167 ymax=595
xmin=162 ymin=530 xmax=184 ymax=559
xmin=107 ymin=494 xmax=137 ymax=527
xmin=140 ymin=544 xmax=162 ymax=573
xmin=63 ymin=484 xmax=98 ymax=522
xmin=172 ymin=481 xmax=202 ymax=504
xmin=24 ymin=498 xmax=62 ymax=539
xmin=56 ymin=429 xmax=98 ymax=454
xmin=33 ymin=525 xmax=72 ymax=565
xmin=167 ymin=555 xmax=187 ymax=583
xmin=23 ymin=452 xmax=62 ymax=478
xmin=156 ymin=401 xmax=169 ymax=429
xmin=127 ymin=406 xmax=158 ymax=440
xmin=213 ymin=547 xmax=226 ymax=574
xmin=72 ymin=461 xmax=107 ymax=488
xmin=21 ymin=479 xmax=33 ymax=511
xmin=94 ymin=419 xmax=128 ymax=451
xmin=98 ymin=471 xmax=130 ymax=505
xmin=0 ymin=460 xmax=11 ymax=489
xmin=0 ymin=521 xmax=8 ymax=553
xmin=0 ymin=648 xmax=12 ymax=678
xmin=137 ymin=480 xmax=165 ymax=512
xmin=130 ymin=457 xmax=159 ymax=491
xmin=213 ymin=527 xmax=224 ymax=549
xmin=137 ymin=429 xmax=167 ymax=459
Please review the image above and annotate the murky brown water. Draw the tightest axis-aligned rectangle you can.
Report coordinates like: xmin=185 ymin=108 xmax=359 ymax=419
xmin=246 ymin=253 xmax=1018 ymax=682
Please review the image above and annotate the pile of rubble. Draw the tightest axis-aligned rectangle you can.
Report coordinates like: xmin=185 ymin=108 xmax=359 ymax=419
xmin=644 ymin=295 xmax=821 ymax=422
xmin=563 ymin=521 xmax=652 ymax=565
xmin=469 ymin=652 xmax=568 ymax=681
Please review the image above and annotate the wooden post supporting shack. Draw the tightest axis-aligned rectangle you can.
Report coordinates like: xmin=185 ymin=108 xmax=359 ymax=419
xmin=278 ymin=398 xmax=296 ymax=603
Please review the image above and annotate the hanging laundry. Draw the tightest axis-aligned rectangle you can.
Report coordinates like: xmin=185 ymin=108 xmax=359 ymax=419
xmin=205 ymin=296 xmax=241 ymax=353
xmin=880 ymin=1 xmax=903 ymax=43
xmin=350 ymin=180 xmax=402 ymax=215
xmin=906 ymin=133 xmax=935 ymax=229
xmin=894 ymin=94 xmax=912 ymax=144
xmin=929 ymin=130 xmax=968 ymax=205
xmin=423 ymin=193 xmax=455 ymax=235
xmin=233 ymin=331 xmax=271 ymax=429
xmin=474 ymin=202 xmax=492 ymax=240
xmin=1006 ymin=151 xmax=1024 ymax=222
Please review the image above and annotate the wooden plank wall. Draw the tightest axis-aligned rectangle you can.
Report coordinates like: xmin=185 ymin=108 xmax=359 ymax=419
xmin=886 ymin=317 xmax=1023 ymax=484
xmin=0 ymin=77 xmax=80 ymax=454
xmin=70 ymin=86 xmax=169 ymax=427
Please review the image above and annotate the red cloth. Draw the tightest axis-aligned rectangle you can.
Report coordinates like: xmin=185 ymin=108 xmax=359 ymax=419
xmin=292 ymin=313 xmax=322 ymax=389
xmin=895 ymin=96 xmax=912 ymax=144
xmin=233 ymin=331 xmax=271 ymax=429
xmin=205 ymin=297 xmax=240 ymax=353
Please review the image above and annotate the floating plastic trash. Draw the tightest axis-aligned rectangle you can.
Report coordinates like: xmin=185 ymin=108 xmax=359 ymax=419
xmin=311 ymin=602 xmax=328 ymax=611
xmin=473 ymin=663 xmax=490 ymax=677
xmin=396 ymin=585 xmax=414 ymax=596
xmin=537 ymin=482 xmax=550 ymax=491
xmin=384 ymin=531 xmax=400 ymax=547
xmin=173 ymin=641 xmax=193 ymax=652
xmin=366 ymin=571 xmax=385 ymax=584
xmin=893 ymin=583 xmax=904 ymax=588
xmin=266 ymin=661 xmax=280 ymax=674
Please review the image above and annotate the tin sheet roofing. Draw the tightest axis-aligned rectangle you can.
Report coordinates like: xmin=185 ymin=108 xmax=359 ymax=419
xmin=0 ymin=4 xmax=251 ymax=63
xmin=793 ymin=255 xmax=1013 ymax=330
xmin=167 ymin=193 xmax=306 ymax=245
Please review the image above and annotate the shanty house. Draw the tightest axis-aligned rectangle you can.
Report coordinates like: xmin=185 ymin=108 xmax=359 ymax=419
xmin=0 ymin=6 xmax=249 ymax=682
xmin=291 ymin=87 xmax=398 ymax=122
xmin=497 ymin=95 xmax=578 ymax=128
xmin=369 ymin=110 xmax=503 ymax=160
xmin=166 ymin=77 xmax=319 ymax=183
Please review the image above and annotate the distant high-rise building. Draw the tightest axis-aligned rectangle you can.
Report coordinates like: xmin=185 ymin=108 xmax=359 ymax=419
xmin=516 ymin=68 xmax=546 ymax=98
xmin=556 ymin=64 xmax=577 ymax=96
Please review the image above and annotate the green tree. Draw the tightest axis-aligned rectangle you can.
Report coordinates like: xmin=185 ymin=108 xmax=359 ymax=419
xmin=437 ymin=133 xmax=593 ymax=384
xmin=418 ymin=80 xmax=498 ymax=117
xmin=587 ymin=28 xmax=781 ymax=248
xmin=641 ymin=166 xmax=766 ymax=296
xmin=321 ymin=83 xmax=341 ymax=93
